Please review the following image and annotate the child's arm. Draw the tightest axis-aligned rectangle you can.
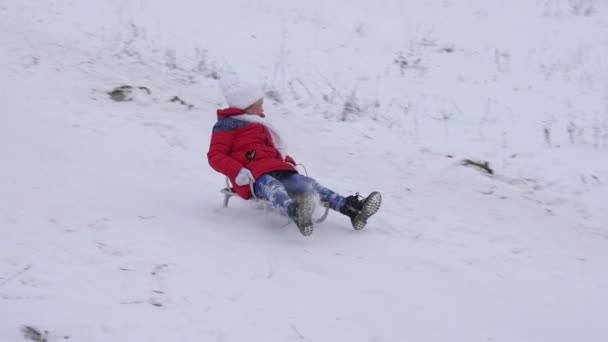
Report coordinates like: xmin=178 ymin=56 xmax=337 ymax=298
xmin=207 ymin=130 xmax=243 ymax=181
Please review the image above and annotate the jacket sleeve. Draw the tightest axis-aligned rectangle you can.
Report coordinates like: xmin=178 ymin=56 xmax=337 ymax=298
xmin=207 ymin=130 xmax=243 ymax=180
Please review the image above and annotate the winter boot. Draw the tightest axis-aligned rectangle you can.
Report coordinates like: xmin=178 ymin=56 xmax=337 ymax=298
xmin=339 ymin=192 xmax=382 ymax=230
xmin=287 ymin=193 xmax=316 ymax=236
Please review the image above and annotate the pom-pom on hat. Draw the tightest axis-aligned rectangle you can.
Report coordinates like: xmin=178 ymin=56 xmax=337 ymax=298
xmin=219 ymin=75 xmax=264 ymax=110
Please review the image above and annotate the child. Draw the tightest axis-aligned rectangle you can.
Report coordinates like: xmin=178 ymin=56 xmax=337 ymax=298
xmin=207 ymin=75 xmax=381 ymax=236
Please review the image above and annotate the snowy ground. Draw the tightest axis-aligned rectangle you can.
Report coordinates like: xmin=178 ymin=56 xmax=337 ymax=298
xmin=1 ymin=1 xmax=608 ymax=341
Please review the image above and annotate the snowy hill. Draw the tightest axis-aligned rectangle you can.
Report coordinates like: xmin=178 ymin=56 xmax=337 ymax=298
xmin=1 ymin=1 xmax=608 ymax=341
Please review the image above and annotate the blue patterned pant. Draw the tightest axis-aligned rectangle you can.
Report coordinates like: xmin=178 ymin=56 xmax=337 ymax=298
xmin=253 ymin=172 xmax=346 ymax=216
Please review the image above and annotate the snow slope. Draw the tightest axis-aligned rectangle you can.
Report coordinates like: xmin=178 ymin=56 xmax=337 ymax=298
xmin=1 ymin=1 xmax=608 ymax=341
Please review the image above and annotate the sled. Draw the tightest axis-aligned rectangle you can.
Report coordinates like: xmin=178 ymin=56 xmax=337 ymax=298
xmin=220 ymin=165 xmax=331 ymax=223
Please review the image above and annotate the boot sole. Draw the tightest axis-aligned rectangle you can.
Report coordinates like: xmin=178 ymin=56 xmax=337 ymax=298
xmin=352 ymin=192 xmax=382 ymax=230
xmin=295 ymin=194 xmax=315 ymax=236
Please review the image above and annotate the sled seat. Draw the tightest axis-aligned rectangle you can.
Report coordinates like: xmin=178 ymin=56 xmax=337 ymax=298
xmin=220 ymin=176 xmax=330 ymax=223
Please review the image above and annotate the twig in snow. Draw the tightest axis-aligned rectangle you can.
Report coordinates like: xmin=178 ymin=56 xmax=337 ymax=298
xmin=107 ymin=85 xmax=151 ymax=102
xmin=21 ymin=326 xmax=48 ymax=342
xmin=0 ymin=265 xmax=32 ymax=287
xmin=148 ymin=299 xmax=164 ymax=307
xmin=151 ymin=264 xmax=169 ymax=276
xmin=290 ymin=325 xmax=311 ymax=341
xmin=169 ymin=96 xmax=194 ymax=109
xmin=461 ymin=159 xmax=494 ymax=175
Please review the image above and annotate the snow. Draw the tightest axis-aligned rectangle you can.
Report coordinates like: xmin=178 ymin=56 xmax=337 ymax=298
xmin=1 ymin=1 xmax=608 ymax=341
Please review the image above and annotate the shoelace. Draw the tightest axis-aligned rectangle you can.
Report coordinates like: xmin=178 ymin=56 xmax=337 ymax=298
xmin=348 ymin=192 xmax=364 ymax=211
xmin=358 ymin=193 xmax=366 ymax=209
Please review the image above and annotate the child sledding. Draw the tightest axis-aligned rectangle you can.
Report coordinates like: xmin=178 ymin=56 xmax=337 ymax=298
xmin=207 ymin=75 xmax=381 ymax=236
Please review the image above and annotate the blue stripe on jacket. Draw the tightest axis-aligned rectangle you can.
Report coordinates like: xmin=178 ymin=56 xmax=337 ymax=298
xmin=212 ymin=117 xmax=254 ymax=133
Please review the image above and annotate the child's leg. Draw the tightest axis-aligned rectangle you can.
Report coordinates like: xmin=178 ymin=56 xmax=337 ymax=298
xmin=253 ymin=174 xmax=292 ymax=216
xmin=281 ymin=174 xmax=346 ymax=211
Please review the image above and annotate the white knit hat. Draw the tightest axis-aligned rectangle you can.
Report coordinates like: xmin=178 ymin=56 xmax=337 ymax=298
xmin=219 ymin=75 xmax=264 ymax=109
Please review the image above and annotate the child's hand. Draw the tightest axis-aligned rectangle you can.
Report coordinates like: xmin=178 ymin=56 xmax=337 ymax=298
xmin=285 ymin=155 xmax=296 ymax=167
xmin=235 ymin=168 xmax=254 ymax=186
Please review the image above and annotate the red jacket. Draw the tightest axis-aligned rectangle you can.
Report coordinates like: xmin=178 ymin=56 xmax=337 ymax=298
xmin=207 ymin=108 xmax=297 ymax=199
